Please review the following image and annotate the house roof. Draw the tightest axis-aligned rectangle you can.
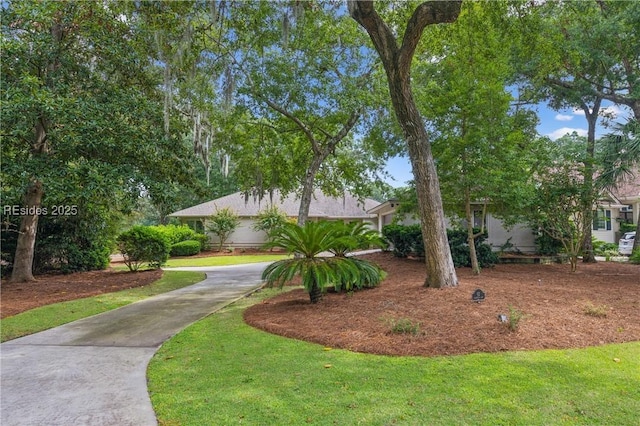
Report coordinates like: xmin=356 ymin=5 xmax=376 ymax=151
xmin=612 ymin=172 xmax=640 ymax=202
xmin=367 ymin=199 xmax=399 ymax=215
xmin=170 ymin=190 xmax=380 ymax=219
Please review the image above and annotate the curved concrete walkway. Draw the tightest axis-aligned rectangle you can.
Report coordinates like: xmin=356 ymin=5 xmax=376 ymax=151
xmin=1 ymin=262 xmax=270 ymax=426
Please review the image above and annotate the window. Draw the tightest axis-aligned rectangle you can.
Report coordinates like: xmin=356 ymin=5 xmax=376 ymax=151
xmin=593 ymin=209 xmax=611 ymax=231
xmin=186 ymin=219 xmax=204 ymax=234
xmin=472 ymin=209 xmax=486 ymax=229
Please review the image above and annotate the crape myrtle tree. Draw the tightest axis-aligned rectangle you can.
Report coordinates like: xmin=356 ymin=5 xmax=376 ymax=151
xmin=414 ymin=1 xmax=541 ymax=274
xmin=212 ymin=1 xmax=400 ymax=225
xmin=348 ymin=0 xmax=461 ymax=288
xmin=1 ymin=2 xmax=197 ymax=281
xmin=527 ymin=135 xmax=595 ymax=272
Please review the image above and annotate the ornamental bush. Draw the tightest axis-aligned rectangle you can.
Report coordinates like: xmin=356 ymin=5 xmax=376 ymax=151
xmin=170 ymin=240 xmax=201 ymax=256
xmin=152 ymin=224 xmax=209 ymax=250
xmin=382 ymin=224 xmax=497 ymax=267
xmin=446 ymin=228 xmax=498 ymax=268
xmin=117 ymin=226 xmax=170 ymax=271
xmin=207 ymin=207 xmax=240 ymax=252
xmin=381 ymin=224 xmax=422 ymax=257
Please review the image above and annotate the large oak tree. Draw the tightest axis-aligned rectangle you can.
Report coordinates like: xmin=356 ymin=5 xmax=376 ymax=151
xmin=348 ymin=0 xmax=461 ymax=288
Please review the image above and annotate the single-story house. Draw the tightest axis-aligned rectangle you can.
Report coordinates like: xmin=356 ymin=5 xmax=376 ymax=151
xmin=368 ymin=200 xmax=539 ymax=253
xmin=368 ymin=190 xmax=634 ymax=253
xmin=172 ymin=174 xmax=639 ymax=252
xmin=170 ymin=190 xmax=380 ymax=249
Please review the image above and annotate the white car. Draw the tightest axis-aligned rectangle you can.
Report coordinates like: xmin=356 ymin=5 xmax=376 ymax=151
xmin=618 ymin=231 xmax=636 ymax=255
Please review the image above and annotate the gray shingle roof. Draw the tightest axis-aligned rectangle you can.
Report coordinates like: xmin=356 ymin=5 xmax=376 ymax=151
xmin=170 ymin=190 xmax=380 ymax=219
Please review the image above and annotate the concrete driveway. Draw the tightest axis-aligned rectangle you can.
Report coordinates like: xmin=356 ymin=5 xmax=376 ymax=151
xmin=0 ymin=262 xmax=270 ymax=426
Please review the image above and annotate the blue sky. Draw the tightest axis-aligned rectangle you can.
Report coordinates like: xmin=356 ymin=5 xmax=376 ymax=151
xmin=383 ymin=101 xmax=632 ymax=188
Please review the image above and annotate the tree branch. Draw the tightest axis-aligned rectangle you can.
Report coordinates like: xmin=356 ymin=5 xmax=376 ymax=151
xmin=261 ymin=97 xmax=320 ymax=154
xmin=348 ymin=1 xmax=399 ymax=72
xmin=399 ymin=1 xmax=462 ymax=74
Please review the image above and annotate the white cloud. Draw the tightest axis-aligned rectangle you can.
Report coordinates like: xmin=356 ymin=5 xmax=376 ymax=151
xmin=571 ymin=108 xmax=586 ymax=116
xmin=547 ymin=127 xmax=588 ymax=141
xmin=555 ymin=114 xmax=574 ymax=121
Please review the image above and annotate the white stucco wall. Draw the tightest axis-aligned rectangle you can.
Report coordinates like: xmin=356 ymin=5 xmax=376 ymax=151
xmin=485 ymin=218 xmax=537 ymax=253
xmin=206 ymin=218 xmax=267 ymax=249
xmin=205 ymin=217 xmax=380 ymax=249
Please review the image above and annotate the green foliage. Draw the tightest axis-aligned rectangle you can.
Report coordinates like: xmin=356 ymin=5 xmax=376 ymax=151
xmin=526 ymin=156 xmax=590 ymax=272
xmin=583 ymin=302 xmax=609 ymax=318
xmin=152 ymin=224 xmax=208 ymax=250
xmin=592 ymin=239 xmax=619 ymax=256
xmin=153 ymin=224 xmax=198 ymax=245
xmin=386 ymin=317 xmax=421 ymax=335
xmin=629 ymin=249 xmax=640 ymax=264
xmin=620 ymin=222 xmax=637 ymax=234
xmin=418 ymin=1 xmax=542 ymax=229
xmin=505 ymin=306 xmax=525 ymax=332
xmin=262 ymin=221 xmax=385 ymax=303
xmin=329 ymin=221 xmax=387 ymax=257
xmin=1 ymin=2 xmax=201 ymax=278
xmin=170 ymin=240 xmax=201 ymax=257
xmin=222 ymin=2 xmax=397 ymax=206
xmin=1 ymin=202 xmax=117 ymax=275
xmin=534 ymin=231 xmax=564 ymax=256
xmin=207 ymin=208 xmax=241 ymax=252
xmin=252 ymin=206 xmax=289 ymax=240
xmin=117 ymin=226 xmax=171 ymax=271
xmin=381 ymin=224 xmax=422 ymax=258
xmin=383 ymin=224 xmax=498 ymax=268
xmin=447 ymin=228 xmax=498 ymax=268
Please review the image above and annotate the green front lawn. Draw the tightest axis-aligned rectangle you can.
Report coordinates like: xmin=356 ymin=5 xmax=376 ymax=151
xmin=0 ymin=271 xmax=205 ymax=342
xmin=163 ymin=254 xmax=288 ymax=268
xmin=148 ymin=288 xmax=640 ymax=425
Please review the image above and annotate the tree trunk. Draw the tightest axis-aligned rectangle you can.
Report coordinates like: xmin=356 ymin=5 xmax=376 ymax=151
xmin=11 ymin=180 xmax=44 ymax=282
xmin=11 ymin=18 xmax=63 ymax=281
xmin=396 ymin=89 xmax=457 ymax=288
xmin=349 ymin=0 xmax=460 ymax=288
xmin=309 ymin=280 xmax=322 ymax=304
xmin=464 ymin=191 xmax=480 ymax=275
xmin=581 ymin=99 xmax=601 ymax=263
xmin=297 ymin=155 xmax=324 ymax=226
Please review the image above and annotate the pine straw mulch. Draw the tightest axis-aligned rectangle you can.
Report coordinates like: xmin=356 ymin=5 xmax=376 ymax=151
xmin=1 ymin=268 xmax=163 ymax=319
xmin=244 ymin=252 xmax=640 ymax=357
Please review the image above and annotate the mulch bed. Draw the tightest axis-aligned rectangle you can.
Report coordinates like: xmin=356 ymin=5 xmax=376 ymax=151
xmin=2 ymin=252 xmax=638 ymax=358
xmin=244 ymin=252 xmax=640 ymax=357
xmin=1 ymin=269 xmax=163 ymax=318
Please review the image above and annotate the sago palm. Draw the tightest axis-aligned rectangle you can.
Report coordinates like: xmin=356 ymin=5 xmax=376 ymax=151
xmin=261 ymin=221 xmax=384 ymax=303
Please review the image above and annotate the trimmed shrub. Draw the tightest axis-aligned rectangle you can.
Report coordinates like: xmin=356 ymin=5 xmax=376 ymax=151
xmin=170 ymin=240 xmax=201 ymax=257
xmin=447 ymin=228 xmax=498 ymax=268
xmin=117 ymin=226 xmax=170 ymax=271
xmin=153 ymin=224 xmax=209 ymax=251
xmin=153 ymin=224 xmax=196 ymax=245
xmin=382 ymin=224 xmax=422 ymax=257
xmin=383 ymin=224 xmax=497 ymax=267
